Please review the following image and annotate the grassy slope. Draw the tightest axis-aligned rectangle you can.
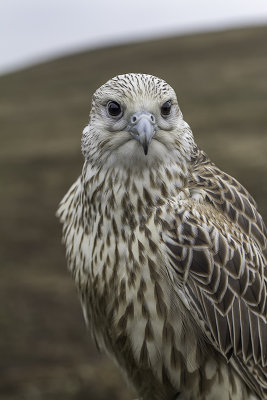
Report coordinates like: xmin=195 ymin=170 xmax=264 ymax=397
xmin=0 ymin=25 xmax=267 ymax=399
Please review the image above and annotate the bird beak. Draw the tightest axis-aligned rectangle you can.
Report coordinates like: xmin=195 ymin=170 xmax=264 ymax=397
xmin=128 ymin=112 xmax=156 ymax=155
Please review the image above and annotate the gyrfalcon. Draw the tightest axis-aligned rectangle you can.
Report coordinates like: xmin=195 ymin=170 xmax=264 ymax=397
xmin=57 ymin=73 xmax=267 ymax=400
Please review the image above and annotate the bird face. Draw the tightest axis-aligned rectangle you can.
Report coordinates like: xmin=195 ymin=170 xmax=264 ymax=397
xmin=82 ymin=73 xmax=194 ymax=169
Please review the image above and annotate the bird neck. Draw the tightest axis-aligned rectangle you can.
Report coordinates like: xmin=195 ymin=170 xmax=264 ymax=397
xmin=81 ymin=160 xmax=190 ymax=216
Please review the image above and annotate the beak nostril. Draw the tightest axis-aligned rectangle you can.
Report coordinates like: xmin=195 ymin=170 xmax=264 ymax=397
xmin=150 ymin=115 xmax=155 ymax=123
xmin=131 ymin=116 xmax=137 ymax=123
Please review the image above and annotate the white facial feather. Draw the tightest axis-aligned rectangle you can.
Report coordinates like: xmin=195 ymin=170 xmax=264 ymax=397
xmin=82 ymin=73 xmax=196 ymax=170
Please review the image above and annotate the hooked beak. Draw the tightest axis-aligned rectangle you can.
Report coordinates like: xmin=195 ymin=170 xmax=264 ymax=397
xmin=128 ymin=112 xmax=156 ymax=155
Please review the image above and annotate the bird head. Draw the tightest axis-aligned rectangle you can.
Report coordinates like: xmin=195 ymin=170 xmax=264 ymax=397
xmin=82 ymin=73 xmax=195 ymax=170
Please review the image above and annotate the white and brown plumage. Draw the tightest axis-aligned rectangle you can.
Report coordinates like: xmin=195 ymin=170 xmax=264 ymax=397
xmin=57 ymin=73 xmax=267 ymax=400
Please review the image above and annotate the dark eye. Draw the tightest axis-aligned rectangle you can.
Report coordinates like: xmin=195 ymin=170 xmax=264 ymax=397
xmin=161 ymin=100 xmax=172 ymax=117
xmin=107 ymin=101 xmax=122 ymax=117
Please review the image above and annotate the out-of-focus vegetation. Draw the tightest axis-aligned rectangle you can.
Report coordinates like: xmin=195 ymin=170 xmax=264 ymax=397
xmin=0 ymin=25 xmax=267 ymax=399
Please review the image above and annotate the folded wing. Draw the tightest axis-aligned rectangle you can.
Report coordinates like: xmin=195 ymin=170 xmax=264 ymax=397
xmin=162 ymin=153 xmax=267 ymax=398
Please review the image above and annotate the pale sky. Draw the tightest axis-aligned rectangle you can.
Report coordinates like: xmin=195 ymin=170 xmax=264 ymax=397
xmin=1 ymin=0 xmax=267 ymax=75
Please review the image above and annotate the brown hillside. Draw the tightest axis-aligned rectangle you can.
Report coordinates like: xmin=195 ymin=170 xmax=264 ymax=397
xmin=0 ymin=25 xmax=267 ymax=399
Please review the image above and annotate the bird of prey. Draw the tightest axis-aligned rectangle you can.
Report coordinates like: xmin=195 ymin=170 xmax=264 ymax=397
xmin=57 ymin=73 xmax=267 ymax=400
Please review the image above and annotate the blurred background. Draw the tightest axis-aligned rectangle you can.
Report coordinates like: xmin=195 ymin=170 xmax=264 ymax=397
xmin=1 ymin=1 xmax=267 ymax=399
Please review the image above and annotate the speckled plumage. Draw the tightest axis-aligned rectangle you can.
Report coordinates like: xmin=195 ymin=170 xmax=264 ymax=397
xmin=57 ymin=73 xmax=267 ymax=400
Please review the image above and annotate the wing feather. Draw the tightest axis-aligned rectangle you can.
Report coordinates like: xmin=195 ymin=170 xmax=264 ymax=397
xmin=162 ymin=152 xmax=267 ymax=398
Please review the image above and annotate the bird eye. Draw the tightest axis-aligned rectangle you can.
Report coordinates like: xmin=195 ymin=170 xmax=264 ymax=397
xmin=107 ymin=101 xmax=122 ymax=117
xmin=161 ymin=100 xmax=172 ymax=117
